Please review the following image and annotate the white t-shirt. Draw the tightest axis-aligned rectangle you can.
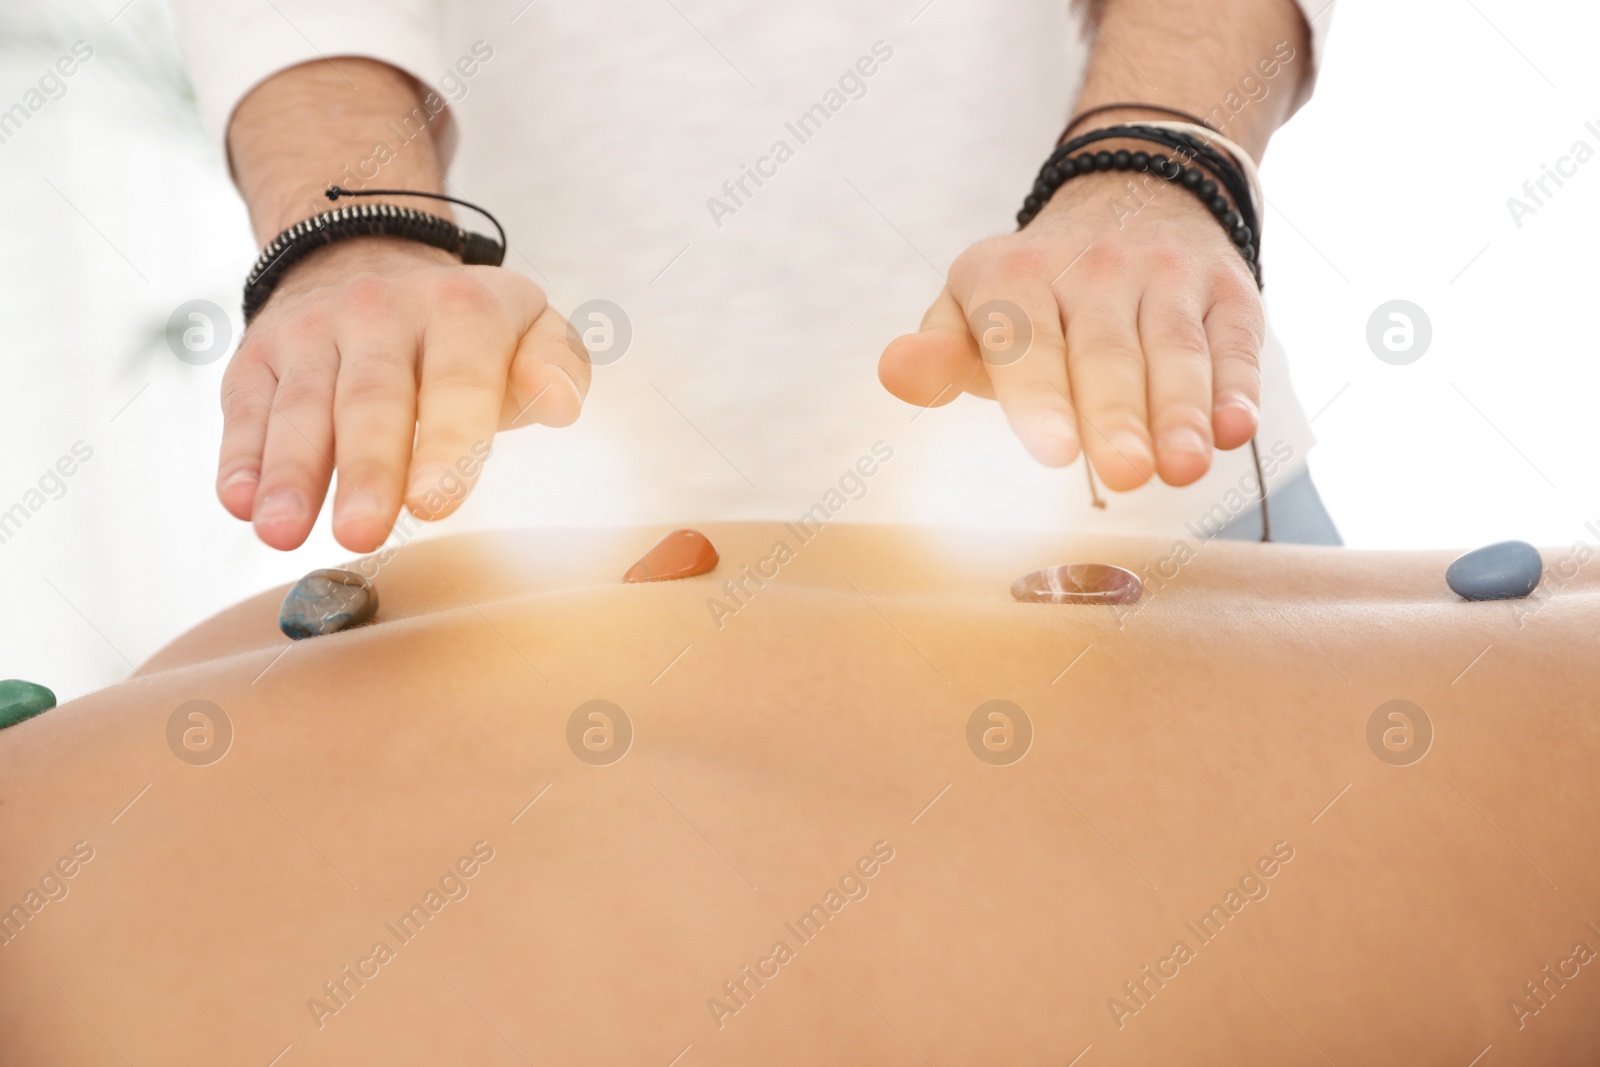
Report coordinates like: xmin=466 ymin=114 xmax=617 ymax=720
xmin=171 ymin=0 xmax=1332 ymax=537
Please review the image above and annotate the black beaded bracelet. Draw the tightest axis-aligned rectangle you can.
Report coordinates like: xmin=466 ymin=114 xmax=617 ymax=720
xmin=242 ymin=187 xmax=507 ymax=324
xmin=1039 ymin=124 xmax=1260 ymax=252
xmin=1017 ymin=125 xmax=1260 ymax=282
xmin=1025 ymin=123 xmax=1257 ymax=231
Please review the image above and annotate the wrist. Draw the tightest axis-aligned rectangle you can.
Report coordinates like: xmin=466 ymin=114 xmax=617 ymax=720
xmin=280 ymin=235 xmax=455 ymax=286
xmin=256 ymin=189 xmax=456 ymax=244
xmin=230 ymin=57 xmax=449 ymax=242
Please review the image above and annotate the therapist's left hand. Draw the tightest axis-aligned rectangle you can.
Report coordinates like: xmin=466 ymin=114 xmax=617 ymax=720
xmin=877 ymin=162 xmax=1264 ymax=492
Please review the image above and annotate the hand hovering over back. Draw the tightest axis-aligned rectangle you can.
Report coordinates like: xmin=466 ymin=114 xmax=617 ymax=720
xmin=218 ymin=58 xmax=589 ymax=553
xmin=878 ymin=0 xmax=1311 ymax=495
xmin=878 ymin=159 xmax=1264 ymax=492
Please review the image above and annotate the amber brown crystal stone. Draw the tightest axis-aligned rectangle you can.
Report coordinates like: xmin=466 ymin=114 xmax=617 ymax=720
xmin=623 ymin=529 xmax=720 ymax=583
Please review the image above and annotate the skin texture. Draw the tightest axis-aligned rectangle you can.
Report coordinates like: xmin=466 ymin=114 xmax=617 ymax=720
xmin=879 ymin=0 xmax=1312 ymax=491
xmin=2 ymin=525 xmax=1597 ymax=1065
xmin=225 ymin=58 xmax=590 ymax=554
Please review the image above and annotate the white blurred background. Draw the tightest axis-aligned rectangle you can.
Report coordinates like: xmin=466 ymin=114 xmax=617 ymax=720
xmin=2 ymin=0 xmax=1596 ymax=702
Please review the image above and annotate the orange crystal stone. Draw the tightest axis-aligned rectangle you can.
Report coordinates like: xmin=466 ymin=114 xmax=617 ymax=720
xmin=623 ymin=529 xmax=720 ymax=583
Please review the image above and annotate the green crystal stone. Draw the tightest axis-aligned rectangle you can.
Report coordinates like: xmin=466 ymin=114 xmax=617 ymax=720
xmin=0 ymin=679 xmax=57 ymax=730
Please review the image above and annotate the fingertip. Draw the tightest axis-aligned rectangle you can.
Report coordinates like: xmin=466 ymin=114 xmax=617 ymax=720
xmin=515 ymin=364 xmax=584 ymax=429
xmin=1021 ymin=409 xmax=1082 ymax=468
xmin=331 ymin=489 xmax=393 ymax=554
xmin=1155 ymin=426 xmax=1213 ymax=487
xmin=1095 ymin=430 xmax=1156 ymax=492
xmin=879 ymin=331 xmax=970 ymax=407
xmin=332 ymin=524 xmax=387 ymax=554
xmin=1213 ymin=395 xmax=1260 ymax=450
xmin=218 ymin=469 xmax=259 ymax=520
xmin=403 ymin=462 xmax=482 ymax=523
xmin=251 ymin=488 xmax=312 ymax=551
xmin=404 ymin=463 xmax=450 ymax=521
xmin=876 ymin=333 xmax=926 ymax=399
xmin=405 ymin=498 xmax=460 ymax=523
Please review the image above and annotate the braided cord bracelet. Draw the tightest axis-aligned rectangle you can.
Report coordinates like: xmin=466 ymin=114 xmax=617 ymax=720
xmin=1013 ymin=122 xmax=1274 ymax=540
xmin=242 ymin=188 xmax=508 ymax=325
xmin=1060 ymin=102 xmax=1220 ymax=141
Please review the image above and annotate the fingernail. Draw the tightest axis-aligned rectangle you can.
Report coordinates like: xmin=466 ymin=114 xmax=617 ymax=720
xmin=1110 ymin=430 xmax=1152 ymax=464
xmin=1037 ymin=410 xmax=1076 ymax=443
xmin=221 ymin=469 xmax=258 ymax=493
xmin=339 ymin=488 xmax=385 ymax=527
xmin=1159 ymin=427 xmax=1208 ymax=457
xmin=255 ymin=489 xmax=306 ymax=525
xmin=406 ymin=464 xmax=447 ymax=501
xmin=1217 ymin=393 xmax=1260 ymax=420
xmin=555 ymin=364 xmax=583 ymax=403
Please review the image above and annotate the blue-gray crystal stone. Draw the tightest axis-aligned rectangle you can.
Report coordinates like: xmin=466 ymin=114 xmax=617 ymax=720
xmin=1445 ymin=540 xmax=1542 ymax=601
xmin=0 ymin=679 xmax=56 ymax=730
xmin=279 ymin=568 xmax=378 ymax=639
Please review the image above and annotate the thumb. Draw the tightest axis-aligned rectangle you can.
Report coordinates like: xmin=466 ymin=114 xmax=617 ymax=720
xmin=879 ymin=286 xmax=993 ymax=407
xmin=500 ymin=304 xmax=591 ymax=430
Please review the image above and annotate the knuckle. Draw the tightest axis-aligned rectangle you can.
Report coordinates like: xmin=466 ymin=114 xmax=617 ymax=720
xmin=279 ymin=314 xmax=332 ymax=354
xmin=1071 ymin=328 xmax=1142 ymax=370
xmin=339 ymin=273 xmax=398 ymax=320
xmin=499 ymin=269 xmax=548 ymax=314
xmin=948 ymin=241 xmax=997 ymax=291
xmin=1214 ymin=343 xmax=1263 ymax=377
xmin=1208 ymin=284 xmax=1265 ymax=350
xmin=219 ymin=374 xmax=266 ymax=421
xmin=1212 ymin=272 xmax=1264 ymax=315
xmin=989 ymin=245 xmax=1049 ymax=283
xmin=1145 ymin=243 xmax=1195 ymax=278
xmin=1209 ymin=325 xmax=1263 ymax=378
xmin=1210 ymin=315 xmax=1265 ymax=361
xmin=430 ymin=273 xmax=500 ymax=317
xmin=1078 ymin=241 xmax=1129 ymax=276
xmin=336 ymin=368 xmax=411 ymax=412
xmin=225 ymin=334 xmax=271 ymax=374
xmin=271 ymin=376 xmax=326 ymax=411
xmin=1151 ymin=318 xmax=1209 ymax=362
xmin=423 ymin=357 xmax=500 ymax=393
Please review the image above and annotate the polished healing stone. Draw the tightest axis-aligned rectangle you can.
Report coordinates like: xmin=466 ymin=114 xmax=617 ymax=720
xmin=279 ymin=568 xmax=379 ymax=639
xmin=1011 ymin=563 xmax=1143 ymax=605
xmin=1445 ymin=540 xmax=1542 ymax=601
xmin=0 ymin=679 xmax=57 ymax=730
xmin=623 ymin=529 xmax=719 ymax=583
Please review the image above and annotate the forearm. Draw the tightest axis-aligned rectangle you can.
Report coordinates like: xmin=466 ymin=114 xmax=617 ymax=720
xmin=227 ymin=57 xmax=449 ymax=243
xmin=1074 ymin=0 xmax=1312 ymax=161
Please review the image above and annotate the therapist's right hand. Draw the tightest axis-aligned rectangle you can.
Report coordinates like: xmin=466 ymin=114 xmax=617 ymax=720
xmin=217 ymin=237 xmax=590 ymax=554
